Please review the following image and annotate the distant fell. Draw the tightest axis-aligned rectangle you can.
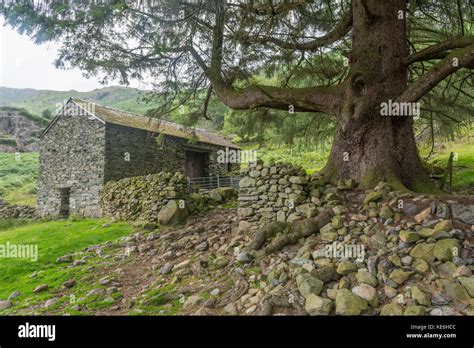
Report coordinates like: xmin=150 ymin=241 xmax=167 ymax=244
xmin=0 ymin=86 xmax=152 ymax=116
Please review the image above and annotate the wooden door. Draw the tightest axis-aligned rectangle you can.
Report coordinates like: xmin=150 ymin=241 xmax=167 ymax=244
xmin=59 ymin=187 xmax=70 ymax=216
xmin=185 ymin=151 xmax=206 ymax=178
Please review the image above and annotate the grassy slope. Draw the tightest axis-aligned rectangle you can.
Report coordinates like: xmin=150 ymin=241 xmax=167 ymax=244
xmin=0 ymin=86 xmax=152 ymax=116
xmin=0 ymin=152 xmax=38 ymax=206
xmin=427 ymin=139 xmax=474 ymax=191
xmin=245 ymin=142 xmax=331 ymax=174
xmin=0 ymin=219 xmax=132 ymax=303
xmin=243 ymin=136 xmax=474 ymax=190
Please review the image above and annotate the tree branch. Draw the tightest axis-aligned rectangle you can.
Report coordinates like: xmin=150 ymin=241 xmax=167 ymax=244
xmin=214 ymin=84 xmax=341 ymax=113
xmin=178 ymin=1 xmax=342 ymax=114
xmin=235 ymin=8 xmax=353 ymax=52
xmin=404 ymin=36 xmax=474 ymax=65
xmin=397 ymin=44 xmax=474 ymax=103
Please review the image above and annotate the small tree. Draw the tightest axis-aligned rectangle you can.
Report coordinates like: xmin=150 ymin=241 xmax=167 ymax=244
xmin=41 ymin=108 xmax=52 ymax=119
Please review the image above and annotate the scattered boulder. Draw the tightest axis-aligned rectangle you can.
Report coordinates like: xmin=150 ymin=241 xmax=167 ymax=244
xmin=380 ymin=303 xmax=403 ymax=316
xmin=183 ymin=295 xmax=203 ymax=309
xmin=457 ymin=277 xmax=474 ymax=297
xmin=399 ymin=230 xmax=420 ymax=243
xmin=56 ymin=255 xmax=73 ymax=263
xmin=352 ymin=284 xmax=377 ymax=306
xmin=444 ymin=282 xmax=471 ymax=303
xmin=389 ymin=269 xmax=413 ymax=285
xmin=451 ymin=204 xmax=474 ymax=224
xmin=296 ymin=274 xmax=323 ymax=297
xmin=8 ymin=291 xmax=21 ymax=301
xmin=404 ymin=305 xmax=426 ymax=316
xmin=337 ymin=261 xmax=357 ymax=275
xmin=34 ymin=284 xmax=49 ymax=293
xmin=236 ymin=252 xmax=252 ymax=264
xmin=434 ymin=220 xmax=452 ymax=233
xmin=213 ymin=256 xmax=229 ymax=269
xmin=44 ymin=298 xmax=58 ymax=308
xmin=415 ymin=207 xmax=431 ymax=223
xmin=62 ymin=279 xmax=76 ymax=288
xmin=412 ymin=286 xmax=431 ymax=306
xmin=356 ymin=269 xmax=378 ymax=287
xmin=305 ymin=294 xmax=333 ymax=315
xmin=160 ymin=263 xmax=174 ymax=275
xmin=157 ymin=200 xmax=190 ymax=226
xmin=434 ymin=239 xmax=460 ymax=261
xmin=335 ymin=289 xmax=368 ymax=315
xmin=409 ymin=242 xmax=435 ymax=260
xmin=0 ymin=300 xmax=12 ymax=310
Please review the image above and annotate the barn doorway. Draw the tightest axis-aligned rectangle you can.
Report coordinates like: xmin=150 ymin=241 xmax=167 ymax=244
xmin=184 ymin=151 xmax=207 ymax=178
xmin=59 ymin=188 xmax=71 ymax=217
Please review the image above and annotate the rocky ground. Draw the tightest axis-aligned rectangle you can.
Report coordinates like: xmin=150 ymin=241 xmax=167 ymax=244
xmin=0 ymin=107 xmax=44 ymax=152
xmin=1 ymin=182 xmax=474 ymax=316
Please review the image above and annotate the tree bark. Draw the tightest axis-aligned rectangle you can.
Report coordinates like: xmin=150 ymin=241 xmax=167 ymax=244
xmin=322 ymin=0 xmax=436 ymax=192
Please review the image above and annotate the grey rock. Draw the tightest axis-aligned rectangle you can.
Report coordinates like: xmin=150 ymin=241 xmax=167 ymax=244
xmin=0 ymin=300 xmax=12 ymax=310
xmin=7 ymin=291 xmax=21 ymax=301
xmin=44 ymin=298 xmax=58 ymax=308
xmin=34 ymin=284 xmax=49 ymax=293
xmin=56 ymin=255 xmax=73 ymax=263
xmin=403 ymin=203 xmax=422 ymax=216
xmin=451 ymin=204 xmax=474 ymax=224
xmin=160 ymin=263 xmax=174 ymax=275
xmin=196 ymin=241 xmax=208 ymax=252
xmin=236 ymin=252 xmax=252 ymax=263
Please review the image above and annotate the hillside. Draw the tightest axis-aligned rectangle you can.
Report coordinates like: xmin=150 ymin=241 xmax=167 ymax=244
xmin=0 ymin=86 xmax=152 ymax=116
xmin=0 ymin=107 xmax=47 ymax=152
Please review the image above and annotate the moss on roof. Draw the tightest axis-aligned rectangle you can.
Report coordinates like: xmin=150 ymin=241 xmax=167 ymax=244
xmin=71 ymin=98 xmax=239 ymax=148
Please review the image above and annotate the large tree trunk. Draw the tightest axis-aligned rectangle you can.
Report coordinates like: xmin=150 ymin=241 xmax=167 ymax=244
xmin=323 ymin=115 xmax=433 ymax=191
xmin=322 ymin=0 xmax=435 ymax=192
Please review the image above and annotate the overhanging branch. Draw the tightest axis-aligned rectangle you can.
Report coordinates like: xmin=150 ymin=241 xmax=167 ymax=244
xmin=397 ymin=44 xmax=474 ymax=103
xmin=404 ymin=36 xmax=474 ymax=65
xmin=235 ymin=9 xmax=353 ymax=52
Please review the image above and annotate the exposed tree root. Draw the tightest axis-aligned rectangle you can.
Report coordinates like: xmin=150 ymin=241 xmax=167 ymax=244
xmin=254 ymin=292 xmax=306 ymax=316
xmin=246 ymin=208 xmax=334 ymax=257
xmin=216 ymin=274 xmax=249 ymax=308
xmin=245 ymin=221 xmax=288 ymax=252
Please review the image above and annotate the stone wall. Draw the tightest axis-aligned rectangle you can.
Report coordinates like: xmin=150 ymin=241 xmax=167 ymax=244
xmin=101 ymin=172 xmax=189 ymax=222
xmin=237 ymin=162 xmax=341 ymax=227
xmin=37 ymin=111 xmax=105 ymax=217
xmin=104 ymin=123 xmax=233 ymax=182
xmin=0 ymin=204 xmax=36 ymax=219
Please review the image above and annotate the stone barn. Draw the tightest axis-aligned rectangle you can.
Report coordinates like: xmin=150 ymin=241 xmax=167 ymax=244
xmin=37 ymin=98 xmax=240 ymax=217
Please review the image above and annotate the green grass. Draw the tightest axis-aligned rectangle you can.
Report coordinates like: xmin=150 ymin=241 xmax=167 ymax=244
xmin=134 ymin=283 xmax=183 ymax=315
xmin=0 ymin=219 xmax=132 ymax=303
xmin=242 ymin=141 xmax=331 ymax=173
xmin=427 ymin=140 xmax=474 ymax=191
xmin=241 ymin=134 xmax=474 ymax=191
xmin=0 ymin=152 xmax=38 ymax=206
xmin=0 ymin=218 xmax=33 ymax=231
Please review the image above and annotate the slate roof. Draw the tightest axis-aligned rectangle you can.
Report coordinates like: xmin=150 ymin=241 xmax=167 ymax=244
xmin=41 ymin=98 xmax=240 ymax=149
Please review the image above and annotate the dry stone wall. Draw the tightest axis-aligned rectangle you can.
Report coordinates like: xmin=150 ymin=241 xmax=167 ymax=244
xmin=237 ymin=162 xmax=347 ymax=227
xmin=0 ymin=204 xmax=36 ymax=219
xmin=101 ymin=172 xmax=189 ymax=222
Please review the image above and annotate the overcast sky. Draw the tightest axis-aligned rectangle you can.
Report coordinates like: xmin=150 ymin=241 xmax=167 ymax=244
xmin=0 ymin=18 xmax=136 ymax=92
